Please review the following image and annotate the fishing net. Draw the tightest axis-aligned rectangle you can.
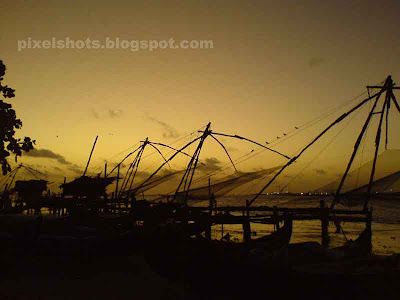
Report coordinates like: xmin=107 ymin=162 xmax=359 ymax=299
xmin=174 ymin=166 xmax=282 ymax=202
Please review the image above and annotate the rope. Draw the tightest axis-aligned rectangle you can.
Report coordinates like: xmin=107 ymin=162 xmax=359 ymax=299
xmin=355 ymin=104 xmax=371 ymax=189
xmin=267 ymin=99 xmax=367 ymax=205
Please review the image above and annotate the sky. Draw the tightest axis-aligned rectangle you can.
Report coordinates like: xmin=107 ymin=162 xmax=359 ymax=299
xmin=1 ymin=0 xmax=400 ymax=195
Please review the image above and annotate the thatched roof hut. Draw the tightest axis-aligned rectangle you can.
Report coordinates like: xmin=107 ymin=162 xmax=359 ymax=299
xmin=60 ymin=176 xmax=114 ymax=197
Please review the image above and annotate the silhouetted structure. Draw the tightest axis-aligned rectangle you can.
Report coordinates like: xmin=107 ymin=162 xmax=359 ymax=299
xmin=14 ymin=179 xmax=47 ymax=214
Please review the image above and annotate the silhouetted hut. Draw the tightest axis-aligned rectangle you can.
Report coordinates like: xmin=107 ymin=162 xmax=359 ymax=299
xmin=13 ymin=179 xmax=48 ymax=212
xmin=60 ymin=176 xmax=114 ymax=199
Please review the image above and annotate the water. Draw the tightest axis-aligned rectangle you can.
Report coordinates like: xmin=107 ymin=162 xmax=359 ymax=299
xmin=197 ymin=195 xmax=400 ymax=255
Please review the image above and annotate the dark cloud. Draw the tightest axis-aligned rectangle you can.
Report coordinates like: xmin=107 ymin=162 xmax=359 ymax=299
xmin=24 ymin=148 xmax=72 ymax=165
xmin=315 ymin=168 xmax=327 ymax=175
xmin=308 ymin=57 xmax=325 ymax=68
xmin=108 ymin=109 xmax=123 ymax=118
xmin=68 ymin=165 xmax=82 ymax=175
xmin=198 ymin=157 xmax=222 ymax=173
xmin=53 ymin=166 xmax=62 ymax=171
xmin=144 ymin=113 xmax=180 ymax=139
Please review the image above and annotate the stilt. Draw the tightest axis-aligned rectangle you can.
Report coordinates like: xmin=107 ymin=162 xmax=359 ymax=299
xmin=320 ymin=200 xmax=329 ymax=248
xmin=205 ymin=224 xmax=211 ymax=240
xmin=367 ymin=207 xmax=373 ymax=232
xmin=243 ymin=220 xmax=251 ymax=244
xmin=273 ymin=206 xmax=280 ymax=231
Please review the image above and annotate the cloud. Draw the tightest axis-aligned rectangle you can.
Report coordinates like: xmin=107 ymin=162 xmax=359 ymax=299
xmin=308 ymin=57 xmax=325 ymax=68
xmin=198 ymin=157 xmax=222 ymax=173
xmin=68 ymin=165 xmax=83 ymax=175
xmin=226 ymin=146 xmax=239 ymax=152
xmin=24 ymin=148 xmax=72 ymax=165
xmin=91 ymin=108 xmax=123 ymax=119
xmin=108 ymin=109 xmax=123 ymax=118
xmin=315 ymin=168 xmax=327 ymax=175
xmin=144 ymin=113 xmax=180 ymax=139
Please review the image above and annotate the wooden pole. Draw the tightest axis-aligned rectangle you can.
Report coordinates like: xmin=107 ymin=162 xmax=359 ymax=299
xmin=331 ymin=92 xmax=382 ymax=209
xmin=115 ymin=164 xmax=120 ymax=214
xmin=320 ymin=200 xmax=329 ymax=248
xmin=366 ymin=79 xmax=392 ymax=209
xmin=83 ymin=135 xmax=98 ymax=176
xmin=243 ymin=220 xmax=251 ymax=244
xmin=111 ymin=192 xmax=115 ymax=214
xmin=366 ymin=207 xmax=373 ymax=232
xmin=249 ymin=88 xmax=385 ymax=207
xmin=1 ymin=184 xmax=8 ymax=210
xmin=366 ymin=207 xmax=373 ymax=253
xmin=205 ymin=224 xmax=211 ymax=240
xmin=273 ymin=206 xmax=279 ymax=230
xmin=208 ymin=178 xmax=213 ymax=215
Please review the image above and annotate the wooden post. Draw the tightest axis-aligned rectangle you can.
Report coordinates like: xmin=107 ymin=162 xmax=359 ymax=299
xmin=273 ymin=206 xmax=279 ymax=231
xmin=320 ymin=200 xmax=329 ymax=248
xmin=209 ymin=189 xmax=214 ymax=216
xmin=245 ymin=200 xmax=250 ymax=218
xmin=115 ymin=164 xmax=120 ymax=214
xmin=367 ymin=207 xmax=373 ymax=252
xmin=205 ymin=222 xmax=211 ymax=240
xmin=83 ymin=135 xmax=98 ymax=176
xmin=367 ymin=207 xmax=373 ymax=232
xmin=62 ymin=177 xmax=66 ymax=216
xmin=1 ymin=184 xmax=8 ymax=210
xmin=208 ymin=177 xmax=211 ymax=200
xmin=111 ymin=192 xmax=115 ymax=214
xmin=243 ymin=220 xmax=251 ymax=244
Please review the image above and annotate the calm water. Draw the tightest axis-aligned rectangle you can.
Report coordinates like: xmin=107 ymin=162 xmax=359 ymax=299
xmin=24 ymin=194 xmax=400 ymax=255
xmin=197 ymin=195 xmax=400 ymax=256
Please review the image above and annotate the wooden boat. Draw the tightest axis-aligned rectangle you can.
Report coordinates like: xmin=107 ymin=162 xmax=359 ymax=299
xmin=245 ymin=216 xmax=292 ymax=266
xmin=143 ymin=215 xmax=293 ymax=282
xmin=330 ymin=226 xmax=372 ymax=259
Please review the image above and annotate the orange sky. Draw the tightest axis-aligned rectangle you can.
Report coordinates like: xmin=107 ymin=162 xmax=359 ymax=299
xmin=1 ymin=0 xmax=400 ymax=194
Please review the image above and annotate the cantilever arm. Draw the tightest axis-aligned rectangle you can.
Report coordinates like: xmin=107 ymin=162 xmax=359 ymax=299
xmin=107 ymin=145 xmax=142 ymax=177
xmin=148 ymin=143 xmax=171 ymax=168
xmin=249 ymin=89 xmax=385 ymax=207
xmin=209 ymin=134 xmax=237 ymax=171
xmin=390 ymin=91 xmax=400 ymax=114
xmin=138 ymin=136 xmax=203 ymax=188
xmin=209 ymin=132 xmax=291 ymax=160
xmin=150 ymin=142 xmax=205 ymax=166
xmin=23 ymin=165 xmax=47 ymax=178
